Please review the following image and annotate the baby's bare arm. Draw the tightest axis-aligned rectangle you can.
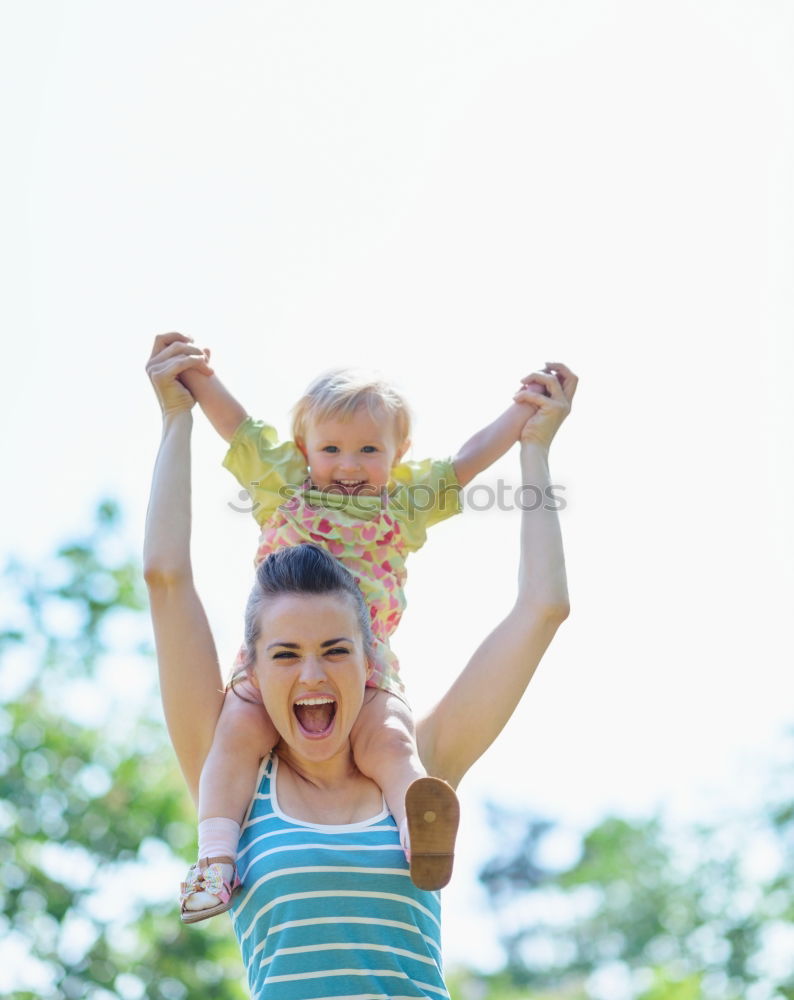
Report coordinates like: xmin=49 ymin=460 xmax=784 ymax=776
xmin=452 ymin=369 xmax=556 ymax=486
xmin=452 ymin=402 xmax=536 ymax=487
xmin=180 ymin=348 xmax=248 ymax=443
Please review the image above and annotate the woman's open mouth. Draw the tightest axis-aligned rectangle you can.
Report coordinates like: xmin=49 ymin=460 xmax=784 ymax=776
xmin=293 ymin=696 xmax=338 ymax=738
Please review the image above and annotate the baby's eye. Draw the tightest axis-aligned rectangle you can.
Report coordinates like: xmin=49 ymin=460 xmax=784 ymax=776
xmin=361 ymin=445 xmax=379 ymax=453
xmin=321 ymin=445 xmax=339 ymax=454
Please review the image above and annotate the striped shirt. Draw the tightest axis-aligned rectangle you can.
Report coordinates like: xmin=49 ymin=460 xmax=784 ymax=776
xmin=230 ymin=755 xmax=449 ymax=1000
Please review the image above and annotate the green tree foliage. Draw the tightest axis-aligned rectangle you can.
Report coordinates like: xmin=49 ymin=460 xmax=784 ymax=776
xmin=0 ymin=502 xmax=246 ymax=1000
xmin=460 ymin=773 xmax=794 ymax=1000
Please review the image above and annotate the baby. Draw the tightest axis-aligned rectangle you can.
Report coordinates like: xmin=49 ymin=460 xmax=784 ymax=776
xmin=175 ymin=338 xmax=543 ymax=921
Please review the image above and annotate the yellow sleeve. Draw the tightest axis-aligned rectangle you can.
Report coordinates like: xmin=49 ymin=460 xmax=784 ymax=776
xmin=389 ymin=457 xmax=462 ymax=552
xmin=222 ymin=417 xmax=308 ymax=525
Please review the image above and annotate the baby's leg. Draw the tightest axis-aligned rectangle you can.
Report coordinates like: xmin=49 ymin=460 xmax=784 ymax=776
xmin=350 ymin=689 xmax=424 ymax=831
xmin=181 ymin=687 xmax=277 ymax=922
xmin=198 ymin=688 xmax=276 ymax=824
xmin=350 ymin=690 xmax=459 ymax=890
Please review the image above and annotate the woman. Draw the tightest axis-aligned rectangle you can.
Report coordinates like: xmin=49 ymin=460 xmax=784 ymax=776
xmin=144 ymin=333 xmax=576 ymax=999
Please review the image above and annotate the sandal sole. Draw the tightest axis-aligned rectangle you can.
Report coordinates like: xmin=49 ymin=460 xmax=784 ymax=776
xmin=181 ymin=896 xmax=235 ymax=924
xmin=405 ymin=777 xmax=460 ymax=891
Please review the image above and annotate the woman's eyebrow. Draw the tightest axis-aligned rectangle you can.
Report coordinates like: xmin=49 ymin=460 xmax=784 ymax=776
xmin=265 ymin=638 xmax=353 ymax=650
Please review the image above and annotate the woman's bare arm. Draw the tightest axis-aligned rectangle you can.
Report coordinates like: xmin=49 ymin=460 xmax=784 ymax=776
xmin=144 ymin=333 xmax=226 ymax=804
xmin=417 ymin=365 xmax=577 ymax=788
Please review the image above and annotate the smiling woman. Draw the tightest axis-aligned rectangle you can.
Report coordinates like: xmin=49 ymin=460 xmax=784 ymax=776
xmin=143 ymin=333 xmax=576 ymax=998
xmin=225 ymin=549 xmax=455 ymax=996
xmin=239 ymin=548 xmax=373 ymax=760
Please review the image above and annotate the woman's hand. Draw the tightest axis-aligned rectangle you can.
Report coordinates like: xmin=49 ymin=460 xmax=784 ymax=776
xmin=513 ymin=362 xmax=578 ymax=449
xmin=146 ymin=332 xmax=213 ymax=417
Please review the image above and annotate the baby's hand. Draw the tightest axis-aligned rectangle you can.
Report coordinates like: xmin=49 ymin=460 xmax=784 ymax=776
xmin=514 ymin=363 xmax=578 ymax=449
xmin=179 ymin=347 xmax=214 ymax=389
xmin=147 ymin=332 xmax=213 ymax=416
xmin=516 ymin=365 xmax=561 ymax=400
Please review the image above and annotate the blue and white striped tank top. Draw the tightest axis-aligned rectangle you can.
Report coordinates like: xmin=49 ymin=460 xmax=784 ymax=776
xmin=230 ymin=754 xmax=449 ymax=1000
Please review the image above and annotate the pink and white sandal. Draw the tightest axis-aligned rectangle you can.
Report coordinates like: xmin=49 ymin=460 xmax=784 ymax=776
xmin=179 ymin=855 xmax=241 ymax=924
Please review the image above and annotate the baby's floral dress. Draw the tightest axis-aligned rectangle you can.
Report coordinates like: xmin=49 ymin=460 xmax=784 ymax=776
xmin=224 ymin=418 xmax=462 ymax=697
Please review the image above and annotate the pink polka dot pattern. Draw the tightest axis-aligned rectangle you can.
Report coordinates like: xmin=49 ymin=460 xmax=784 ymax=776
xmin=223 ymin=419 xmax=462 ymax=702
xmin=247 ymin=491 xmax=411 ymax=695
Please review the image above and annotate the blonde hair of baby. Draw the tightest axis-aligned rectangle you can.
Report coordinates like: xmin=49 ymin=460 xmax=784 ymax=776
xmin=291 ymin=368 xmax=412 ymax=447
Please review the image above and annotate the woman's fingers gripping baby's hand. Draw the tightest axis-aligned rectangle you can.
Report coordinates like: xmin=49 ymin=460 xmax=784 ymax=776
xmin=513 ymin=366 xmax=553 ymax=416
xmin=148 ymin=334 xmax=213 ymax=378
xmin=149 ymin=330 xmax=191 ymax=354
xmin=516 ymin=363 xmax=576 ymax=398
xmin=540 ymin=362 xmax=578 ymax=403
xmin=146 ymin=333 xmax=213 ymax=415
xmin=513 ymin=365 xmax=577 ymax=449
xmin=148 ymin=333 xmax=213 ymax=372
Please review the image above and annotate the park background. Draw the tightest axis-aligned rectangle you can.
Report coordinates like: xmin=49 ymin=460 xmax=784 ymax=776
xmin=2 ymin=2 xmax=793 ymax=998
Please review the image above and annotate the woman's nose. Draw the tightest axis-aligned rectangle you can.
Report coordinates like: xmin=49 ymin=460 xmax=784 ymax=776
xmin=299 ymin=654 xmax=326 ymax=685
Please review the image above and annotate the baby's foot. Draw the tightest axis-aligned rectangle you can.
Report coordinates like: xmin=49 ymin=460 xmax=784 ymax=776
xmin=405 ymin=778 xmax=460 ymax=891
xmin=180 ymin=856 xmax=239 ymax=923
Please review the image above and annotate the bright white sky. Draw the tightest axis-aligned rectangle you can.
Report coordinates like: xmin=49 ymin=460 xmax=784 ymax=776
xmin=2 ymin=0 xmax=793 ymax=975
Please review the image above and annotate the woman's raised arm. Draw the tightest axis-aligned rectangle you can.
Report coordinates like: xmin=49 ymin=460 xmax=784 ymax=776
xmin=144 ymin=333 xmax=225 ymax=804
xmin=417 ymin=364 xmax=577 ymax=789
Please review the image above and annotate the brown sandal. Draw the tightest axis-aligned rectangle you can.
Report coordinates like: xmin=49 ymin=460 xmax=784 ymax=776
xmin=179 ymin=855 xmax=241 ymax=924
xmin=405 ymin=777 xmax=460 ymax=891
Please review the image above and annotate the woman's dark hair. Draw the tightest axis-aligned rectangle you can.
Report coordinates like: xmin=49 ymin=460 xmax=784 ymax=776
xmin=230 ymin=544 xmax=374 ymax=694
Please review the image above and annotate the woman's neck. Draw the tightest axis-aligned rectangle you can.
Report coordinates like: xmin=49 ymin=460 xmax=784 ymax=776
xmin=273 ymin=745 xmax=383 ymax=826
xmin=276 ymin=740 xmax=359 ymax=789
